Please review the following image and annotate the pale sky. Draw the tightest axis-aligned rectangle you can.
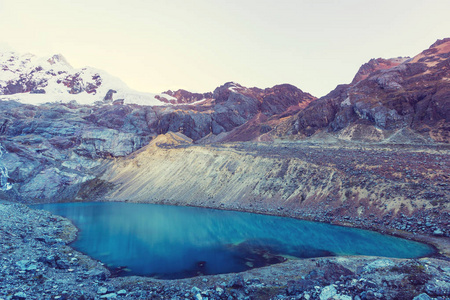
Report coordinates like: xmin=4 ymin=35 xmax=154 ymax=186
xmin=0 ymin=0 xmax=449 ymax=97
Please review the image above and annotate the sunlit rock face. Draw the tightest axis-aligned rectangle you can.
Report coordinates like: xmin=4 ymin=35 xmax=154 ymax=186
xmin=281 ymin=38 xmax=450 ymax=143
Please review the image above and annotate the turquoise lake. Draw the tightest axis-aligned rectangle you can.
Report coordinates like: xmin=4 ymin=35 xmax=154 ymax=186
xmin=34 ymin=202 xmax=434 ymax=279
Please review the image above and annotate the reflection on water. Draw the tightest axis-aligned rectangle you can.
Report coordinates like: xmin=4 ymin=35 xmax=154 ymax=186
xmin=34 ymin=202 xmax=434 ymax=279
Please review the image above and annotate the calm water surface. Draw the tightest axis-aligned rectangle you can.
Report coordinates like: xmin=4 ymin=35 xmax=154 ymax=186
xmin=34 ymin=202 xmax=434 ymax=279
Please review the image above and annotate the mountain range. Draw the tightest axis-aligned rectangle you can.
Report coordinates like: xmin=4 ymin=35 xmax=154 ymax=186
xmin=2 ymin=38 xmax=448 ymax=146
xmin=0 ymin=38 xmax=448 ymax=204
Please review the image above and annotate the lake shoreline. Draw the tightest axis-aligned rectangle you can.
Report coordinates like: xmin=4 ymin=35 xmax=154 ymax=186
xmin=31 ymin=197 xmax=448 ymax=260
xmin=32 ymin=201 xmax=437 ymax=279
xmin=68 ymin=198 xmax=448 ymax=260
xmin=2 ymin=201 xmax=450 ymax=299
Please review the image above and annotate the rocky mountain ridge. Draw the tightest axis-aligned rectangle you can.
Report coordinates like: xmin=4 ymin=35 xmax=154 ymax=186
xmin=279 ymin=38 xmax=450 ymax=143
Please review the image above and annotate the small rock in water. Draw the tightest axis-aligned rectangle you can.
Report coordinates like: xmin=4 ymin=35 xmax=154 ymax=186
xmin=97 ymin=287 xmax=108 ymax=294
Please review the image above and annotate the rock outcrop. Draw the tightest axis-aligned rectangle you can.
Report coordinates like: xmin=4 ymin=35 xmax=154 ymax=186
xmin=0 ymin=144 xmax=12 ymax=191
xmin=0 ymin=100 xmax=152 ymax=201
xmin=153 ymin=82 xmax=315 ymax=141
xmin=351 ymin=57 xmax=409 ymax=84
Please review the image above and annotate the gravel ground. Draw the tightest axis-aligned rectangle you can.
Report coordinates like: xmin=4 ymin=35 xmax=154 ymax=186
xmin=1 ymin=202 xmax=449 ymax=300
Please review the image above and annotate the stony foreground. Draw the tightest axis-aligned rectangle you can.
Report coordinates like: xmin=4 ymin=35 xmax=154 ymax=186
xmin=1 ymin=203 xmax=450 ymax=300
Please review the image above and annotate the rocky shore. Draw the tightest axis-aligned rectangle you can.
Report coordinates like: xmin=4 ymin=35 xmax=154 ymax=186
xmin=1 ymin=202 xmax=449 ymax=300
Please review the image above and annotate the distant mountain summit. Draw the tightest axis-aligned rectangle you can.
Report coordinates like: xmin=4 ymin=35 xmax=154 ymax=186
xmin=0 ymin=50 xmax=173 ymax=106
xmin=351 ymin=57 xmax=409 ymax=84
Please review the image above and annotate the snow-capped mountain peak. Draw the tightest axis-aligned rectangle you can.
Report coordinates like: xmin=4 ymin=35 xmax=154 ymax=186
xmin=0 ymin=50 xmax=174 ymax=106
